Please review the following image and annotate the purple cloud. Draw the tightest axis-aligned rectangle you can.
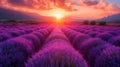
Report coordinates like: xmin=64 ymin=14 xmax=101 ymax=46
xmin=82 ymin=0 xmax=99 ymax=6
xmin=0 ymin=7 xmax=50 ymax=21
xmin=7 ymin=0 xmax=26 ymax=6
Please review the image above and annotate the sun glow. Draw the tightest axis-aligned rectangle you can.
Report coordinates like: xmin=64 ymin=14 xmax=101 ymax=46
xmin=54 ymin=13 xmax=63 ymax=19
xmin=53 ymin=13 xmax=65 ymax=25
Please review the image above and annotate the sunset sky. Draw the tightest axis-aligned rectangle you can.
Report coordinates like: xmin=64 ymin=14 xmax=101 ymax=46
xmin=0 ymin=0 xmax=120 ymax=20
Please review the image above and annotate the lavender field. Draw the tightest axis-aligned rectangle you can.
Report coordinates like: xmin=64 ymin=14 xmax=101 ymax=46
xmin=0 ymin=23 xmax=120 ymax=67
xmin=0 ymin=0 xmax=120 ymax=67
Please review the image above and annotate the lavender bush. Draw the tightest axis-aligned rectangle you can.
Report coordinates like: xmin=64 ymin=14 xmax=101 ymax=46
xmin=26 ymin=40 xmax=88 ymax=67
xmin=72 ymin=34 xmax=90 ymax=48
xmin=79 ymin=38 xmax=106 ymax=59
xmin=45 ymin=28 xmax=69 ymax=43
xmin=88 ymin=44 xmax=112 ymax=67
xmin=88 ymin=32 xmax=98 ymax=37
xmin=108 ymin=36 xmax=120 ymax=46
xmin=0 ymin=33 xmax=12 ymax=42
xmin=107 ymin=31 xmax=119 ymax=36
xmin=32 ymin=31 xmax=46 ymax=41
xmin=8 ymin=31 xmax=21 ymax=37
xmin=94 ymin=46 xmax=120 ymax=67
xmin=0 ymin=37 xmax=34 ymax=67
xmin=22 ymin=34 xmax=42 ymax=51
xmin=96 ymin=33 xmax=113 ymax=41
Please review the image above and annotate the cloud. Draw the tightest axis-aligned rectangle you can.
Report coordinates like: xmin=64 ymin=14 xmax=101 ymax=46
xmin=0 ymin=7 xmax=50 ymax=21
xmin=6 ymin=0 xmax=40 ymax=9
xmin=66 ymin=0 xmax=120 ymax=19
xmin=3 ymin=0 xmax=80 ymax=11
xmin=91 ymin=0 xmax=120 ymax=11
xmin=51 ymin=0 xmax=72 ymax=10
xmin=3 ymin=0 xmax=72 ymax=10
xmin=82 ymin=0 xmax=99 ymax=6
xmin=7 ymin=0 xmax=26 ymax=6
xmin=1 ymin=0 xmax=120 ymax=11
xmin=0 ymin=0 xmax=120 ymax=19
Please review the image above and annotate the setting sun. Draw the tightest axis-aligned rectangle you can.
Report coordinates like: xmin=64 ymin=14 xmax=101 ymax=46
xmin=54 ymin=13 xmax=63 ymax=19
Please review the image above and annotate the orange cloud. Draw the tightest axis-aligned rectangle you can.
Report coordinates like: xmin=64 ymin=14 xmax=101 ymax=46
xmin=0 ymin=0 xmax=120 ymax=19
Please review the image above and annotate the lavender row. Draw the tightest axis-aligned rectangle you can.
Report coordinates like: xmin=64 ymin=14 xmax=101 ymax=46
xmin=0 ymin=24 xmax=51 ymax=42
xmin=62 ymin=26 xmax=120 ymax=67
xmin=26 ymin=28 xmax=88 ymax=67
xmin=68 ymin=25 xmax=120 ymax=47
xmin=69 ymin=25 xmax=120 ymax=36
xmin=0 ymin=27 xmax=53 ymax=67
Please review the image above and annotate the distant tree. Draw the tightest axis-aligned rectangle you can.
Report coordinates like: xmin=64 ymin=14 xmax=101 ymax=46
xmin=90 ymin=20 xmax=96 ymax=25
xmin=8 ymin=20 xmax=16 ymax=22
xmin=99 ymin=21 xmax=106 ymax=26
xmin=83 ymin=20 xmax=89 ymax=25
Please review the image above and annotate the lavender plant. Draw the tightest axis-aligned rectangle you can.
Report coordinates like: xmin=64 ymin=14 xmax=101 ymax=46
xmin=0 ymin=37 xmax=34 ymax=67
xmin=26 ymin=40 xmax=88 ymax=67
xmin=108 ymin=36 xmax=120 ymax=46
xmin=94 ymin=46 xmax=120 ymax=67
xmin=79 ymin=38 xmax=106 ymax=59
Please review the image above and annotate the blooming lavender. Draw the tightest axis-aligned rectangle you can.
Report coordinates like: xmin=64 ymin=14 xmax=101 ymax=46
xmin=8 ymin=31 xmax=21 ymax=37
xmin=94 ymin=46 xmax=120 ymax=67
xmin=88 ymin=44 xmax=112 ymax=67
xmin=79 ymin=38 xmax=106 ymax=59
xmin=96 ymin=33 xmax=113 ymax=41
xmin=0 ymin=37 xmax=35 ymax=67
xmin=26 ymin=28 xmax=88 ymax=67
xmin=108 ymin=36 xmax=120 ymax=46
xmin=32 ymin=31 xmax=46 ymax=41
xmin=88 ymin=32 xmax=98 ymax=37
xmin=107 ymin=31 xmax=119 ymax=36
xmin=26 ymin=40 xmax=88 ymax=67
xmin=22 ymin=33 xmax=42 ymax=51
xmin=0 ymin=33 xmax=12 ymax=42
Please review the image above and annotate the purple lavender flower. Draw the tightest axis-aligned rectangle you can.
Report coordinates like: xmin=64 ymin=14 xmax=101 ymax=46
xmin=88 ymin=32 xmax=98 ymax=37
xmin=22 ymin=33 xmax=42 ymax=51
xmin=79 ymin=38 xmax=106 ymax=59
xmin=94 ymin=46 xmax=120 ymax=67
xmin=108 ymin=36 xmax=120 ymax=46
xmin=0 ymin=33 xmax=12 ymax=42
xmin=72 ymin=34 xmax=91 ymax=48
xmin=26 ymin=40 xmax=88 ymax=67
xmin=88 ymin=44 xmax=112 ymax=67
xmin=96 ymin=33 xmax=113 ymax=41
xmin=0 ymin=37 xmax=34 ymax=67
